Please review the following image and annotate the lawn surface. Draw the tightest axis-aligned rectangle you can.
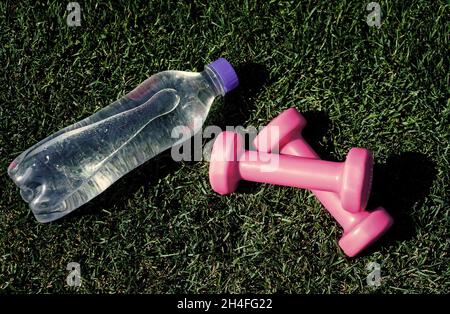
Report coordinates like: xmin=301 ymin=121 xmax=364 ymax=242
xmin=0 ymin=0 xmax=449 ymax=293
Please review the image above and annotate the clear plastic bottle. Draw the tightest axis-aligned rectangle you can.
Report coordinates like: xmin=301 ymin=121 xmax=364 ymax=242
xmin=8 ymin=58 xmax=238 ymax=223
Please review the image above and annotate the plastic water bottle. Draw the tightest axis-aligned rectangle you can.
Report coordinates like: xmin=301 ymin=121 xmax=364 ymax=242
xmin=7 ymin=58 xmax=238 ymax=223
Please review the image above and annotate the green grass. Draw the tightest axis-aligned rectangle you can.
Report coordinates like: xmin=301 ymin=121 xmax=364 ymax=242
xmin=0 ymin=0 xmax=449 ymax=293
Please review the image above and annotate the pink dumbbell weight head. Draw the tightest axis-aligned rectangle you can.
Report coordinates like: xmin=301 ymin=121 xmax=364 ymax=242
xmin=253 ymin=108 xmax=393 ymax=257
xmin=209 ymin=134 xmax=373 ymax=213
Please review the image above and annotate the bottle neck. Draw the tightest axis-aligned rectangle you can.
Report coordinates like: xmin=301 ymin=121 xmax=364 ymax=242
xmin=202 ymin=66 xmax=226 ymax=97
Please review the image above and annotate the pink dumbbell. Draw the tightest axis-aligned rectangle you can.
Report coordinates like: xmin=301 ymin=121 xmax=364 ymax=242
xmin=209 ymin=134 xmax=373 ymax=213
xmin=253 ymin=108 xmax=393 ymax=257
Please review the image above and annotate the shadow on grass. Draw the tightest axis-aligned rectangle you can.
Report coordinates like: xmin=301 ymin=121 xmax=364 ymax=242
xmin=299 ymin=110 xmax=333 ymax=160
xmin=363 ymin=152 xmax=437 ymax=255
xmin=208 ymin=61 xmax=270 ymax=130
xmin=61 ymin=61 xmax=270 ymax=221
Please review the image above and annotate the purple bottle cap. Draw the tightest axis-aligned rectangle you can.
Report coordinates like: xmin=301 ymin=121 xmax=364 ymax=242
xmin=207 ymin=58 xmax=239 ymax=94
